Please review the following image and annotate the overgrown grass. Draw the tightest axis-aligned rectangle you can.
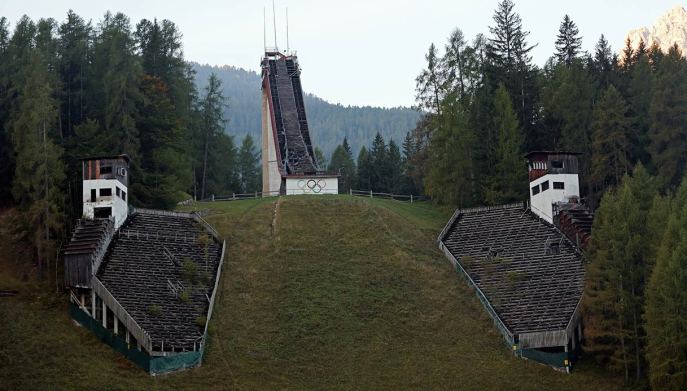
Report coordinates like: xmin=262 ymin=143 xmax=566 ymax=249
xmin=0 ymin=197 xmax=621 ymax=389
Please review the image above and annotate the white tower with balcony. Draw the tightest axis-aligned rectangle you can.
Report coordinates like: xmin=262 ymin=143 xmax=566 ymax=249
xmin=81 ymin=155 xmax=130 ymax=230
xmin=526 ymin=151 xmax=581 ymax=224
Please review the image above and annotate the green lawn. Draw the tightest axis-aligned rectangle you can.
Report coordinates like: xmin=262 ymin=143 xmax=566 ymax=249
xmin=0 ymin=196 xmax=621 ymax=389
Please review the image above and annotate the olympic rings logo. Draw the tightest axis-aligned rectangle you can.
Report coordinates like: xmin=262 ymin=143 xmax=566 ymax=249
xmin=297 ymin=178 xmax=327 ymax=193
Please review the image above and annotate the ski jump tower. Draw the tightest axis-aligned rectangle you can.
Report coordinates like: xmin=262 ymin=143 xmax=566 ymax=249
xmin=261 ymin=51 xmax=338 ymax=195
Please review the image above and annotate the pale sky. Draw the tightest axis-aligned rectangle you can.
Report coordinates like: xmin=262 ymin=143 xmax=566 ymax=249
xmin=0 ymin=1 xmax=682 ymax=107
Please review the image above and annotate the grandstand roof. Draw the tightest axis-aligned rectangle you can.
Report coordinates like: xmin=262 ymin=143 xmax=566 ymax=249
xmin=438 ymin=203 xmax=584 ymax=346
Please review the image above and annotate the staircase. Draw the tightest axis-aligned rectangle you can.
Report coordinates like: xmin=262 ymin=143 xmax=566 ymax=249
xmin=556 ymin=207 xmax=593 ymax=250
xmin=63 ymin=218 xmax=115 ymax=288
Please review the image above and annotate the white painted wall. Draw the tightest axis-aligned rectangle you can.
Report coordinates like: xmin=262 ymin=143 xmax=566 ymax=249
xmin=83 ymin=179 xmax=128 ymax=229
xmin=285 ymin=177 xmax=339 ymax=195
xmin=529 ymin=174 xmax=580 ymax=223
xmin=262 ymin=88 xmax=283 ymax=196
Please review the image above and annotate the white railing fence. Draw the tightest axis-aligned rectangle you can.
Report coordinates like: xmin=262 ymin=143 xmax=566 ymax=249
xmin=179 ymin=189 xmax=430 ymax=205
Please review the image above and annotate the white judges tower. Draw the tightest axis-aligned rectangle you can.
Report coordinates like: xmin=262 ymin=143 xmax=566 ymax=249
xmin=526 ymin=151 xmax=581 ymax=224
xmin=81 ymin=155 xmax=130 ymax=229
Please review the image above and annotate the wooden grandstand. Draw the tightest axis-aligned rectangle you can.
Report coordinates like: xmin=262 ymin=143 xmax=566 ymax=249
xmin=64 ymin=156 xmax=226 ymax=374
xmin=438 ymin=203 xmax=585 ymax=371
xmin=97 ymin=210 xmax=224 ymax=353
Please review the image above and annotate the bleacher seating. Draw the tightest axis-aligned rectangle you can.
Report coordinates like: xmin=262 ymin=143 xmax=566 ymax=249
xmin=97 ymin=211 xmax=222 ymax=351
xmin=440 ymin=204 xmax=584 ymax=335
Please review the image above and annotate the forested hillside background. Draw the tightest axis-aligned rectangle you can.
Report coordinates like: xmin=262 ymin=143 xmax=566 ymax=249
xmin=191 ymin=62 xmax=420 ymax=157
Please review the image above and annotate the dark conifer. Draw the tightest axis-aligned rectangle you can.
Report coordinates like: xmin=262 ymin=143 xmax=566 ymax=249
xmin=555 ymin=15 xmax=583 ymax=66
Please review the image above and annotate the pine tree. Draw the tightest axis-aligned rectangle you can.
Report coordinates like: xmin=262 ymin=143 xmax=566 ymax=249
xmin=238 ymin=134 xmax=260 ymax=193
xmin=0 ymin=16 xmax=14 ymax=205
xmin=645 ymin=178 xmax=687 ymax=390
xmin=314 ymin=147 xmax=327 ymax=169
xmin=415 ymin=43 xmax=443 ymax=116
xmin=584 ymin=165 xmax=657 ymax=383
xmin=342 ymin=136 xmax=352 ymax=157
xmin=592 ymin=35 xmax=617 ymax=90
xmin=356 ymin=146 xmax=372 ymax=191
xmin=621 ymin=38 xmax=634 ymax=69
xmin=133 ymin=74 xmax=191 ymax=208
xmin=58 ymin=10 xmax=92 ymax=140
xmin=555 ymin=15 xmax=583 ymax=66
xmin=387 ymin=139 xmax=402 ymax=193
xmin=649 ymin=44 xmax=687 ymax=189
xmin=442 ymin=28 xmax=468 ymax=99
xmin=590 ymin=85 xmax=633 ymax=198
xmin=207 ymin=133 xmax=239 ymax=196
xmin=369 ymin=133 xmax=388 ymax=192
xmin=401 ymin=131 xmax=418 ymax=194
xmin=328 ymin=138 xmax=356 ymax=193
xmin=542 ymin=59 xmax=594 ymax=191
xmin=10 ymin=50 xmax=66 ymax=279
xmin=486 ymin=0 xmax=539 ymax=150
xmin=485 ymin=84 xmax=525 ymax=204
xmin=425 ymin=97 xmax=476 ymax=206
xmin=91 ymin=12 xmax=143 ymax=159
xmin=196 ymin=73 xmax=226 ymax=199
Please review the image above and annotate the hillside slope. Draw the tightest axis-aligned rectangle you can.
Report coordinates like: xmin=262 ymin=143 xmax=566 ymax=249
xmin=192 ymin=63 xmax=420 ymax=157
xmin=0 ymin=197 xmax=619 ymax=389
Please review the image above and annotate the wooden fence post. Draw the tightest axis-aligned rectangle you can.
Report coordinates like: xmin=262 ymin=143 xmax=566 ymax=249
xmin=349 ymin=188 xmax=352 ymax=196
xmin=255 ymin=191 xmax=258 ymax=199
xmin=233 ymin=193 xmax=236 ymax=200
xmin=369 ymin=190 xmax=373 ymax=198
xmin=211 ymin=194 xmax=215 ymax=202
xmin=411 ymin=194 xmax=413 ymax=203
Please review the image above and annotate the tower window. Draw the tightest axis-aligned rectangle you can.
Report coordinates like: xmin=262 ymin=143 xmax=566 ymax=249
xmin=541 ymin=181 xmax=550 ymax=191
xmin=100 ymin=166 xmax=113 ymax=175
xmin=116 ymin=187 xmax=121 ymax=197
xmin=531 ymin=185 xmax=540 ymax=195
xmin=121 ymin=190 xmax=127 ymax=202
xmin=100 ymin=188 xmax=112 ymax=197
xmin=90 ymin=189 xmax=96 ymax=202
xmin=553 ymin=181 xmax=565 ymax=190
xmin=551 ymin=160 xmax=564 ymax=169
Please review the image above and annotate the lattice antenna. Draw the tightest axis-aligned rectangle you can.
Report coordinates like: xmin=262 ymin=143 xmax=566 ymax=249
xmin=272 ymin=0 xmax=278 ymax=50
xmin=286 ymin=7 xmax=289 ymax=54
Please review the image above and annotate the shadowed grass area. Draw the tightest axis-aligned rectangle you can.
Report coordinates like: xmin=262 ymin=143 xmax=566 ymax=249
xmin=0 ymin=197 xmax=620 ymax=389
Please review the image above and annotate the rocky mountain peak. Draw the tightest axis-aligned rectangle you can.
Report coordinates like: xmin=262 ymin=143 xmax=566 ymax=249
xmin=626 ymin=5 xmax=687 ymax=54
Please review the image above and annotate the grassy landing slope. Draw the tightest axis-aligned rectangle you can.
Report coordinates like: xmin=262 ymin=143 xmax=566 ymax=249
xmin=0 ymin=197 xmax=620 ymax=389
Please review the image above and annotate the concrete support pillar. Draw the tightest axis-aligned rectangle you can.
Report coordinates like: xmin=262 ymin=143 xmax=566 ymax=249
xmin=126 ymin=330 xmax=130 ymax=345
xmin=91 ymin=290 xmax=96 ymax=319
xmin=102 ymin=300 xmax=107 ymax=328
xmin=578 ymin=322 xmax=582 ymax=341
xmin=114 ymin=317 xmax=118 ymax=335
xmin=80 ymin=293 xmax=85 ymax=309
xmin=572 ymin=333 xmax=576 ymax=351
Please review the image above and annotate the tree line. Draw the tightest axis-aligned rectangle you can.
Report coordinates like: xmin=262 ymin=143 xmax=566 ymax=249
xmin=0 ymin=11 xmax=260 ymax=278
xmin=407 ymin=1 xmax=687 ymax=388
xmin=327 ymin=132 xmax=418 ymax=195
xmin=411 ymin=0 xmax=687 ymax=210
xmin=586 ymin=166 xmax=687 ymax=389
